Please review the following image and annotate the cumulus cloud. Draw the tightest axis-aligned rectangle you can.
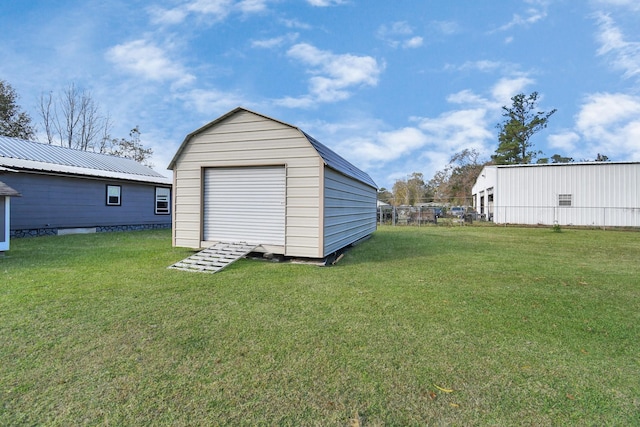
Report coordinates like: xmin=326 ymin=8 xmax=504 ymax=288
xmin=593 ymin=0 xmax=640 ymax=11
xmin=548 ymin=93 xmax=640 ymax=161
xmin=178 ymin=88 xmax=249 ymax=115
xmin=149 ymin=0 xmax=270 ymax=25
xmin=490 ymin=76 xmax=535 ymax=106
xmin=105 ymin=39 xmax=195 ymax=86
xmin=319 ymin=75 xmax=534 ymax=186
xmin=251 ymin=33 xmax=299 ymax=49
xmin=595 ymin=13 xmax=640 ymax=79
xmin=548 ymin=131 xmax=580 ymax=152
xmin=493 ymin=0 xmax=549 ymax=32
xmin=306 ymin=0 xmax=347 ymax=6
xmin=278 ymin=43 xmax=383 ymax=106
xmin=377 ymin=21 xmax=424 ymax=49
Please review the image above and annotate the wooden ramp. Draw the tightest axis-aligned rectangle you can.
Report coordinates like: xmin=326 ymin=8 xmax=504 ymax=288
xmin=169 ymin=242 xmax=256 ymax=274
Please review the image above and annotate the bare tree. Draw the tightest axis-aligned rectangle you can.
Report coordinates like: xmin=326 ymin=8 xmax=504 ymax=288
xmin=39 ymin=83 xmax=109 ymax=151
xmin=108 ymin=126 xmax=154 ymax=167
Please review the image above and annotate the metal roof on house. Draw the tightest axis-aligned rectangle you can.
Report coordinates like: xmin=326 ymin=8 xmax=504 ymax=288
xmin=169 ymin=107 xmax=377 ymax=189
xmin=0 ymin=136 xmax=171 ymax=185
xmin=0 ymin=180 xmax=21 ymax=197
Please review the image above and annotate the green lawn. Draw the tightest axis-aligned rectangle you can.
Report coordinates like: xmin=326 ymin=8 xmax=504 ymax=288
xmin=1 ymin=226 xmax=638 ymax=426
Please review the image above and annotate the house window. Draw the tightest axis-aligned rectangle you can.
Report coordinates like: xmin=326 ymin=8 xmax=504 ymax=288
xmin=155 ymin=187 xmax=170 ymax=215
xmin=106 ymin=185 xmax=121 ymax=206
xmin=558 ymin=194 xmax=572 ymax=207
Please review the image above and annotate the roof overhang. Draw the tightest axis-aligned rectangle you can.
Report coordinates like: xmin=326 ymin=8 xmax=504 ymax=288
xmin=1 ymin=157 xmax=171 ymax=185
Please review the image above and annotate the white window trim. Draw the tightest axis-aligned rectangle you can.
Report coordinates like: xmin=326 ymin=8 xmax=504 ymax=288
xmin=107 ymin=185 xmax=121 ymax=206
xmin=155 ymin=187 xmax=170 ymax=215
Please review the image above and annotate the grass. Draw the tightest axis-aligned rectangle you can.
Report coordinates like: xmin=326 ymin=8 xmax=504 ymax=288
xmin=1 ymin=226 xmax=639 ymax=426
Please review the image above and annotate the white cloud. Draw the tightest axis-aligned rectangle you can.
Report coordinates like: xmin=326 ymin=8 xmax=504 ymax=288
xmin=377 ymin=21 xmax=424 ymax=49
xmin=575 ymin=92 xmax=640 ymax=130
xmin=237 ymin=0 xmax=269 ymax=13
xmin=490 ymin=76 xmax=535 ymax=106
xmin=179 ymin=88 xmax=249 ymax=115
xmin=455 ymin=60 xmax=505 ymax=73
xmin=280 ymin=43 xmax=383 ymax=105
xmin=552 ymin=93 xmax=640 ymax=161
xmin=403 ymin=37 xmax=424 ymax=49
xmin=493 ymin=1 xmax=548 ymax=32
xmin=105 ymin=39 xmax=195 ymax=86
xmin=345 ymin=127 xmax=429 ymax=165
xmin=594 ymin=0 xmax=640 ymax=11
xmin=251 ymin=33 xmax=299 ymax=49
xmin=548 ymin=131 xmax=580 ymax=152
xmin=306 ymin=0 xmax=347 ymax=6
xmin=149 ymin=0 xmax=270 ymax=25
xmin=432 ymin=20 xmax=460 ymax=35
xmin=595 ymin=13 xmax=640 ymax=79
xmin=415 ymin=108 xmax=494 ymax=152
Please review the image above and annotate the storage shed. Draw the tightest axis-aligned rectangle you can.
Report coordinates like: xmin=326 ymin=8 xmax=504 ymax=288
xmin=472 ymin=162 xmax=640 ymax=227
xmin=168 ymin=107 xmax=378 ymax=259
xmin=0 ymin=180 xmax=21 ymax=253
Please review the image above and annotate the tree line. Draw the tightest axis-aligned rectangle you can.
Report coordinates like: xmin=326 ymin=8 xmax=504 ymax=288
xmin=379 ymin=91 xmax=610 ymax=207
xmin=0 ymin=79 xmax=153 ymax=166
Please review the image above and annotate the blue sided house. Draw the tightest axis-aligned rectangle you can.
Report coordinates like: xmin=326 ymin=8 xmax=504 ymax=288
xmin=0 ymin=136 xmax=172 ymax=238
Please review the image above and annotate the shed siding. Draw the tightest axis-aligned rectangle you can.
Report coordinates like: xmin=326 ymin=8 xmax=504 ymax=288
xmin=172 ymin=110 xmax=322 ymax=255
xmin=1 ymin=173 xmax=171 ymax=230
xmin=474 ymin=163 xmax=640 ymax=227
xmin=323 ymin=167 xmax=377 ymax=256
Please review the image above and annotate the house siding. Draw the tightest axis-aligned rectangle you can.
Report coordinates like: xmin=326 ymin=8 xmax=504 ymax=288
xmin=2 ymin=172 xmax=171 ymax=234
xmin=323 ymin=167 xmax=377 ymax=256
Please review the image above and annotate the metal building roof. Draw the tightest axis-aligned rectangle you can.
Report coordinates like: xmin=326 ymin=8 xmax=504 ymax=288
xmin=0 ymin=136 xmax=171 ymax=185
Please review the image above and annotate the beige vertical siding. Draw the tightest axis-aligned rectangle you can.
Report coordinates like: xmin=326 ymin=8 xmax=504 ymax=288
xmin=172 ymin=110 xmax=322 ymax=256
xmin=323 ymin=167 xmax=377 ymax=256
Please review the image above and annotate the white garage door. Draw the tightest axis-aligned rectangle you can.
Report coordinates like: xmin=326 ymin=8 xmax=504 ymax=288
xmin=204 ymin=166 xmax=286 ymax=245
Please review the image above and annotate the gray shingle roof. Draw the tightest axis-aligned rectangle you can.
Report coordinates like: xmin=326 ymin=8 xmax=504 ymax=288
xmin=0 ymin=180 xmax=21 ymax=197
xmin=0 ymin=136 xmax=171 ymax=185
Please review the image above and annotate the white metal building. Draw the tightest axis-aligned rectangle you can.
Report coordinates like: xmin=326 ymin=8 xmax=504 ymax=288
xmin=168 ymin=107 xmax=378 ymax=258
xmin=472 ymin=162 xmax=640 ymax=227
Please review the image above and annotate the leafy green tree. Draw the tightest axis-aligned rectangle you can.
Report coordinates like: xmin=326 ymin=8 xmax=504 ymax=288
xmin=537 ymin=154 xmax=574 ymax=164
xmin=492 ymin=92 xmax=556 ymax=165
xmin=392 ymin=172 xmax=427 ymax=206
xmin=0 ymin=79 xmax=36 ymax=140
xmin=427 ymin=149 xmax=486 ymax=206
xmin=377 ymin=188 xmax=393 ymax=204
xmin=106 ymin=126 xmax=154 ymax=167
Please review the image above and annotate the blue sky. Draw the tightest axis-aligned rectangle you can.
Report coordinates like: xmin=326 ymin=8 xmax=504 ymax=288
xmin=1 ymin=0 xmax=639 ymax=189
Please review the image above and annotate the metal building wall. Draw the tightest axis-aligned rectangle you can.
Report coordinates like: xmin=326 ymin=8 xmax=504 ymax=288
xmin=495 ymin=163 xmax=640 ymax=226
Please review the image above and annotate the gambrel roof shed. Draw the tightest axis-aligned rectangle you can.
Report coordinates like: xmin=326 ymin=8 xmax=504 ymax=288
xmin=168 ymin=107 xmax=377 ymax=259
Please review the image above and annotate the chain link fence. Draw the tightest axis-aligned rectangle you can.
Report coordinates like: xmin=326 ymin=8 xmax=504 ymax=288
xmin=378 ymin=205 xmax=640 ymax=228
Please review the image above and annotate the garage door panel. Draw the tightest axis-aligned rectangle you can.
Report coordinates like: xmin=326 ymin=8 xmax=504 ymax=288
xmin=204 ymin=167 xmax=285 ymax=245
